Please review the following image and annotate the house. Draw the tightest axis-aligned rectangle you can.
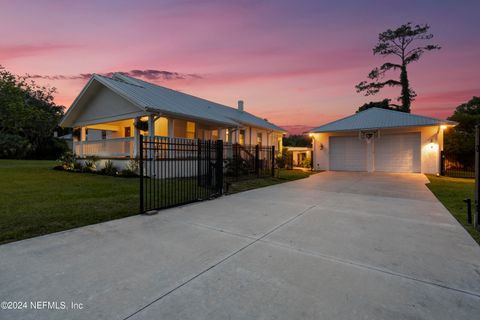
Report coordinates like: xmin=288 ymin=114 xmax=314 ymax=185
xmin=308 ymin=108 xmax=457 ymax=174
xmin=59 ymin=73 xmax=286 ymax=168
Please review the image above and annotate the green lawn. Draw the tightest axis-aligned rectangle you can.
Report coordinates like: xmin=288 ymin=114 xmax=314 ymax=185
xmin=0 ymin=161 xmax=317 ymax=244
xmin=0 ymin=160 xmax=139 ymax=244
xmin=426 ymin=175 xmax=480 ymax=244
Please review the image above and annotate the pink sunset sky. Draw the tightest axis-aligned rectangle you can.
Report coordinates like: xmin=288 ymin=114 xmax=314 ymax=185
xmin=1 ymin=0 xmax=479 ymax=133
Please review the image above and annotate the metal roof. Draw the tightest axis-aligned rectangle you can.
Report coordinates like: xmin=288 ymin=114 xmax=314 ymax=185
xmin=92 ymin=73 xmax=286 ymax=132
xmin=309 ymin=107 xmax=457 ymax=133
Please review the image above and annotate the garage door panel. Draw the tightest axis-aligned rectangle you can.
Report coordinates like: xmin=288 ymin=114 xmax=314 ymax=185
xmin=329 ymin=136 xmax=367 ymax=171
xmin=374 ymin=133 xmax=421 ymax=173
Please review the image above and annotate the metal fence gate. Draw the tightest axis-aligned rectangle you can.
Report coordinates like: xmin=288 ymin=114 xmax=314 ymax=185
xmin=140 ymin=135 xmax=223 ymax=213
xmin=440 ymin=150 xmax=475 ymax=178
xmin=139 ymin=136 xmax=275 ymax=214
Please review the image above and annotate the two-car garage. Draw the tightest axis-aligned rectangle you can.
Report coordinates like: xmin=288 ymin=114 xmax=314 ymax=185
xmin=309 ymin=108 xmax=456 ymax=174
xmin=329 ymin=133 xmax=421 ymax=173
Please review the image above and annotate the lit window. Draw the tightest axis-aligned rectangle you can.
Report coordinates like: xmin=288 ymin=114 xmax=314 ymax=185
xmin=226 ymin=129 xmax=229 ymax=142
xmin=239 ymin=130 xmax=245 ymax=145
xmin=257 ymin=132 xmax=263 ymax=146
xmin=186 ymin=121 xmax=195 ymax=139
xmin=211 ymin=130 xmax=218 ymax=141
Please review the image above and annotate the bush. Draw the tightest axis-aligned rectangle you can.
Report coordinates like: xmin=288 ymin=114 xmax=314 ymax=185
xmin=35 ymin=137 xmax=70 ymax=160
xmin=101 ymin=160 xmax=118 ymax=175
xmin=83 ymin=156 xmax=99 ymax=173
xmin=126 ymin=159 xmax=139 ymax=174
xmin=0 ymin=133 xmax=32 ymax=158
xmin=298 ymin=157 xmax=312 ymax=168
xmin=58 ymin=151 xmax=76 ymax=171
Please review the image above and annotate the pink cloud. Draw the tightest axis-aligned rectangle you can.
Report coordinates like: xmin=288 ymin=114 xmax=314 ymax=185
xmin=0 ymin=43 xmax=75 ymax=60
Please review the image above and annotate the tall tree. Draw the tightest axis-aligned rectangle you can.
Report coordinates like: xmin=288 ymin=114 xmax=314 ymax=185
xmin=444 ymin=96 xmax=480 ymax=168
xmin=0 ymin=65 xmax=67 ymax=159
xmin=356 ymin=98 xmax=393 ymax=113
xmin=356 ymin=23 xmax=440 ymax=113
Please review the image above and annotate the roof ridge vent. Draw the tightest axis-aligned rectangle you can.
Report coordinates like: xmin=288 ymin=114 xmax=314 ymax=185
xmin=112 ymin=73 xmax=145 ymax=88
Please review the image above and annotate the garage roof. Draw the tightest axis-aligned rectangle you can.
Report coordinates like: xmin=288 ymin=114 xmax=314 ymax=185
xmin=309 ymin=107 xmax=457 ymax=133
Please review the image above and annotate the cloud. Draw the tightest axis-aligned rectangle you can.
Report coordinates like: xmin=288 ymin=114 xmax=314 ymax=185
xmin=0 ymin=44 xmax=75 ymax=60
xmin=26 ymin=69 xmax=203 ymax=81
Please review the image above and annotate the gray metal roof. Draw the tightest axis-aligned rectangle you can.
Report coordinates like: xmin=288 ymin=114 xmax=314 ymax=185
xmin=93 ymin=73 xmax=285 ymax=132
xmin=309 ymin=107 xmax=456 ymax=133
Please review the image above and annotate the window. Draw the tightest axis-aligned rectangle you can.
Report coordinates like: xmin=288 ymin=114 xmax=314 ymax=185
xmin=257 ymin=132 xmax=263 ymax=146
xmin=101 ymin=130 xmax=107 ymax=140
xmin=186 ymin=121 xmax=195 ymax=139
xmin=211 ymin=130 xmax=218 ymax=141
xmin=239 ymin=130 xmax=245 ymax=145
xmin=226 ymin=129 xmax=229 ymax=142
xmin=124 ymin=127 xmax=131 ymax=137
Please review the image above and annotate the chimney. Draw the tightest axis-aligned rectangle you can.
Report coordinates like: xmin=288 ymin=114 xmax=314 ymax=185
xmin=238 ymin=100 xmax=244 ymax=111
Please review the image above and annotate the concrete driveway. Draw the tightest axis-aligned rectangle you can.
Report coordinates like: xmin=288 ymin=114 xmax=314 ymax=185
xmin=1 ymin=172 xmax=480 ymax=319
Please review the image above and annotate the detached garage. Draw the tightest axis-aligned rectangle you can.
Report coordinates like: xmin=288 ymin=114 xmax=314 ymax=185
xmin=309 ymin=108 xmax=456 ymax=174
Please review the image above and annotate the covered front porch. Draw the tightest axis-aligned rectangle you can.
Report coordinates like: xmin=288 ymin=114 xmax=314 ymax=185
xmin=73 ymin=114 xmax=233 ymax=159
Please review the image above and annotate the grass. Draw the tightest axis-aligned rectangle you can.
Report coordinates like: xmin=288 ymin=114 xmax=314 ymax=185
xmin=426 ymin=175 xmax=480 ymax=244
xmin=0 ymin=161 xmax=317 ymax=244
xmin=0 ymin=160 xmax=139 ymax=244
xmin=226 ymin=169 xmax=318 ymax=194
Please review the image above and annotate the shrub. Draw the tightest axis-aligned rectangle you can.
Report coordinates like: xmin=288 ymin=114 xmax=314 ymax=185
xmin=298 ymin=157 xmax=312 ymax=168
xmin=83 ymin=155 xmax=99 ymax=172
xmin=126 ymin=159 xmax=139 ymax=174
xmin=58 ymin=151 xmax=76 ymax=171
xmin=0 ymin=133 xmax=32 ymax=159
xmin=101 ymin=160 xmax=118 ymax=175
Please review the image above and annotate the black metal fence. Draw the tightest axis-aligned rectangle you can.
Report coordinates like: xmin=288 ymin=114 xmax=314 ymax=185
xmin=140 ymin=136 xmax=275 ymax=213
xmin=223 ymin=143 xmax=275 ymax=182
xmin=440 ymin=150 xmax=475 ymax=178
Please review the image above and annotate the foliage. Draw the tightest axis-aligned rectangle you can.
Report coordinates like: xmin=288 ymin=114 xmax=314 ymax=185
xmin=357 ymin=99 xmax=396 ymax=113
xmin=126 ymin=158 xmax=139 ymax=173
xmin=134 ymin=119 xmax=148 ymax=131
xmin=83 ymin=156 xmax=99 ymax=172
xmin=276 ymin=148 xmax=290 ymax=169
xmin=0 ymin=133 xmax=32 ymax=158
xmin=444 ymin=97 xmax=480 ymax=167
xmin=356 ymin=23 xmax=440 ymax=113
xmin=0 ymin=65 xmax=66 ymax=159
xmin=101 ymin=160 xmax=118 ymax=175
xmin=298 ymin=157 xmax=312 ymax=168
xmin=58 ymin=151 xmax=76 ymax=171
xmin=283 ymin=134 xmax=311 ymax=147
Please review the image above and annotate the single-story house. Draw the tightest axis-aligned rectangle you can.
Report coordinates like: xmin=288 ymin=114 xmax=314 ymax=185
xmin=60 ymin=73 xmax=286 ymax=167
xmin=308 ymin=108 xmax=457 ymax=174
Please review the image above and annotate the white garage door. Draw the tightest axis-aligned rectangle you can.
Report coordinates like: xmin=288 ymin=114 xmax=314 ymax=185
xmin=374 ymin=133 xmax=421 ymax=173
xmin=329 ymin=136 xmax=367 ymax=171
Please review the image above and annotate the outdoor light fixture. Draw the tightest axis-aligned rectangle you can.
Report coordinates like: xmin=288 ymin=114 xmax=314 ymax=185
xmin=319 ymin=143 xmax=324 ymax=150
xmin=440 ymin=125 xmax=447 ymax=130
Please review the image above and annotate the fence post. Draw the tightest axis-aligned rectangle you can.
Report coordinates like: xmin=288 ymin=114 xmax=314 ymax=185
xmin=475 ymin=125 xmax=480 ymax=230
xmin=271 ymin=146 xmax=275 ymax=177
xmin=139 ymin=134 xmax=144 ymax=214
xmin=197 ymin=139 xmax=202 ymax=187
xmin=440 ymin=150 xmax=445 ymax=176
xmin=216 ymin=140 xmax=224 ymax=194
xmin=255 ymin=144 xmax=260 ymax=177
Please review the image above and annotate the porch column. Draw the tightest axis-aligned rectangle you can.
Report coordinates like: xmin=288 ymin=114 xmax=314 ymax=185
xmin=133 ymin=118 xmax=140 ymax=158
xmin=79 ymin=127 xmax=86 ymax=157
xmin=168 ymin=118 xmax=175 ymax=138
xmin=148 ymin=115 xmax=155 ymax=138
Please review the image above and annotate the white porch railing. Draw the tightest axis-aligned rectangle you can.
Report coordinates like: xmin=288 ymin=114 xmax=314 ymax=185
xmin=74 ymin=137 xmax=134 ymax=158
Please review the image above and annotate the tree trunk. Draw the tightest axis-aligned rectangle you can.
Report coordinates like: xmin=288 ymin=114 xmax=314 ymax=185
xmin=400 ymin=65 xmax=411 ymax=113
